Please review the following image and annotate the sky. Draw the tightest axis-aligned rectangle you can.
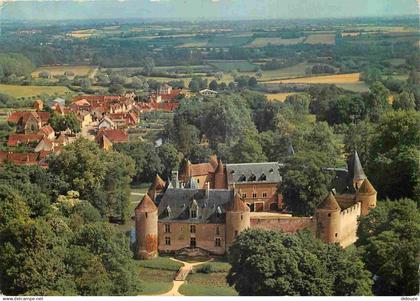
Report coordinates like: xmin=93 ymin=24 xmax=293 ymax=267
xmin=1 ymin=0 xmax=419 ymax=21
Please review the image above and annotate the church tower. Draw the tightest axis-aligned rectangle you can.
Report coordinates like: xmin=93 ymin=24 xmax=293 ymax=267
xmin=315 ymin=192 xmax=341 ymax=244
xmin=214 ymin=159 xmax=227 ymax=189
xmin=225 ymin=192 xmax=250 ymax=251
xmin=356 ymin=178 xmax=377 ymax=216
xmin=135 ymin=194 xmax=158 ymax=260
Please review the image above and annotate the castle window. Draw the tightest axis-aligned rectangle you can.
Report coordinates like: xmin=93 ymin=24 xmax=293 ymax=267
xmin=190 ymin=237 xmax=196 ymax=248
xmin=259 ymin=173 xmax=267 ymax=181
xmin=190 ymin=225 xmax=196 ymax=233
xmin=216 ymin=226 xmax=220 ymax=235
xmin=242 ymin=193 xmax=247 ymax=198
xmin=164 ymin=224 xmax=171 ymax=233
xmin=215 ymin=238 xmax=221 ymax=247
xmin=191 ymin=209 xmax=197 ymax=219
xmin=197 ymin=179 xmax=200 ymax=183
xmin=234 ymin=230 xmax=238 ymax=237
xmin=165 ymin=237 xmax=171 ymax=245
xmin=328 ymin=213 xmax=331 ymax=217
xmin=335 ymin=233 xmax=338 ymax=237
xmin=241 ymin=214 xmax=243 ymax=220
xmin=166 ymin=205 xmax=172 ymax=218
xmin=216 ymin=206 xmax=222 ymax=218
xmin=238 ymin=174 xmax=246 ymax=182
xmin=262 ymin=192 xmax=268 ymax=198
xmin=252 ymin=192 xmax=257 ymax=198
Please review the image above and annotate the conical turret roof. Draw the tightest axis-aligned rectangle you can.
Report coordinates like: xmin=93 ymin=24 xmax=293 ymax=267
xmin=357 ymin=179 xmax=376 ymax=194
xmin=227 ymin=193 xmax=250 ymax=212
xmin=152 ymin=174 xmax=166 ymax=190
xmin=135 ymin=194 xmax=157 ymax=213
xmin=348 ymin=151 xmax=367 ymax=181
xmin=318 ymin=192 xmax=341 ymax=211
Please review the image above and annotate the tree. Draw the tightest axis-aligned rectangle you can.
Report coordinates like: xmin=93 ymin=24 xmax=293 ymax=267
xmin=109 ymin=84 xmax=125 ymax=95
xmin=367 ymin=111 xmax=420 ymax=200
xmin=248 ymin=76 xmax=258 ymax=88
xmin=326 ymin=95 xmax=366 ymax=125
xmin=209 ymin=79 xmax=218 ymax=91
xmin=229 ymin=129 xmax=267 ymax=163
xmin=142 ymin=57 xmax=155 ymax=76
xmin=360 ymin=67 xmax=382 ymax=85
xmin=357 ymin=199 xmax=420 ymax=296
xmin=280 ymin=151 xmax=334 ymax=216
xmin=392 ymin=91 xmax=416 ymax=111
xmin=228 ymin=229 xmax=372 ymax=296
xmin=156 ymin=143 xmax=180 ymax=179
xmin=215 ymin=72 xmax=224 ymax=80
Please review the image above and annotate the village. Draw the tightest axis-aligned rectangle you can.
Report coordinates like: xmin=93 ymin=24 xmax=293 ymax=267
xmin=0 ymin=85 xmax=217 ymax=165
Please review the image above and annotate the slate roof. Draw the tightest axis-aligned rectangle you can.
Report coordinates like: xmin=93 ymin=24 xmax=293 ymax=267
xmin=318 ymin=192 xmax=341 ymax=211
xmin=226 ymin=162 xmax=281 ymax=184
xmin=324 ymin=167 xmax=355 ymax=194
xmin=157 ymin=188 xmax=234 ymax=223
xmin=348 ymin=151 xmax=367 ymax=181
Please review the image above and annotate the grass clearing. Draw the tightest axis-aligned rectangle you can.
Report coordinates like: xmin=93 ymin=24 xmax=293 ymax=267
xmin=304 ymin=33 xmax=336 ymax=45
xmin=179 ymin=272 xmax=237 ymax=296
xmin=253 ymin=62 xmax=314 ymax=81
xmin=265 ymin=92 xmax=301 ymax=102
xmin=0 ymin=84 xmax=71 ymax=98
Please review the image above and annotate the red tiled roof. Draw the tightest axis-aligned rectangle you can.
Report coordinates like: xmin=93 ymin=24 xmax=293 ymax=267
xmin=0 ymin=151 xmax=40 ymax=165
xmin=38 ymin=125 xmax=55 ymax=137
xmin=96 ymin=129 xmax=128 ymax=144
xmin=7 ymin=134 xmax=44 ymax=146
xmin=7 ymin=111 xmax=50 ymax=125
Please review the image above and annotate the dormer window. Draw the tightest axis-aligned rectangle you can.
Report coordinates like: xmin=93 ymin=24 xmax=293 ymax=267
xmin=190 ymin=199 xmax=198 ymax=219
xmin=248 ymin=174 xmax=256 ymax=181
xmin=166 ymin=205 xmax=172 ymax=218
xmin=191 ymin=209 xmax=197 ymax=219
xmin=216 ymin=206 xmax=222 ymax=217
xmin=238 ymin=174 xmax=246 ymax=182
xmin=259 ymin=173 xmax=267 ymax=181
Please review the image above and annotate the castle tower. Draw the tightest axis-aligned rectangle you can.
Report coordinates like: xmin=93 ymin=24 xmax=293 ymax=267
xmin=214 ymin=159 xmax=227 ymax=189
xmin=356 ymin=178 xmax=377 ymax=216
xmin=315 ymin=192 xmax=341 ymax=244
xmin=348 ymin=151 xmax=367 ymax=190
xmin=225 ymin=192 xmax=250 ymax=250
xmin=135 ymin=194 xmax=158 ymax=260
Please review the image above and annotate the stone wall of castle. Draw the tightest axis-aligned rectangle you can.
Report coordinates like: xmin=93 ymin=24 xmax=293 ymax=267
xmin=338 ymin=202 xmax=361 ymax=247
xmin=250 ymin=216 xmax=316 ymax=234
xmin=157 ymin=222 xmax=226 ymax=255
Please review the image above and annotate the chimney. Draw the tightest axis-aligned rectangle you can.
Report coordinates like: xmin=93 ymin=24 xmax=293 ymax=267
xmin=205 ymin=182 xmax=210 ymax=198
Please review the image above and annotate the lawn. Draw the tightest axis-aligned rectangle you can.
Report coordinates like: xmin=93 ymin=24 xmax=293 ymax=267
xmin=137 ymin=267 xmax=175 ymax=295
xmin=137 ymin=256 xmax=184 ymax=271
xmin=194 ymin=258 xmax=231 ymax=273
xmin=0 ymin=84 xmax=72 ymax=98
xmin=32 ymin=65 xmax=96 ymax=77
xmin=179 ymin=272 xmax=237 ymax=296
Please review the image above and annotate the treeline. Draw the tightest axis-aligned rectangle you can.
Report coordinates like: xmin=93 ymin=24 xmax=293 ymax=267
xmin=0 ymin=139 xmax=142 ymax=295
xmin=0 ymin=53 xmax=34 ymax=82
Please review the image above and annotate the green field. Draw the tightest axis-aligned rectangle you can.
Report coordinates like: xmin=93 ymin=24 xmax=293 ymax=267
xmin=179 ymin=272 xmax=237 ymax=296
xmin=246 ymin=37 xmax=306 ymax=47
xmin=252 ymin=62 xmax=314 ymax=81
xmin=138 ymin=267 xmax=175 ymax=295
xmin=0 ymin=84 xmax=72 ymax=98
xmin=208 ymin=60 xmax=258 ymax=72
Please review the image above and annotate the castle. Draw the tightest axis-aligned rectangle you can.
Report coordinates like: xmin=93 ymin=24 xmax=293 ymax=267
xmin=134 ymin=151 xmax=377 ymax=259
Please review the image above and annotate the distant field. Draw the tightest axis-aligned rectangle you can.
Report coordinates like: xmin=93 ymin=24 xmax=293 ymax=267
xmin=0 ymin=84 xmax=71 ymax=98
xmin=176 ymin=41 xmax=208 ymax=48
xmin=304 ymin=34 xmax=336 ymax=45
xmin=32 ymin=65 xmax=96 ymax=77
xmin=246 ymin=37 xmax=305 ymax=48
xmin=265 ymin=92 xmax=301 ymax=102
xmin=336 ymin=83 xmax=370 ymax=93
xmin=267 ymin=72 xmax=361 ymax=84
xmin=252 ymin=62 xmax=314 ymax=81
xmin=208 ymin=60 xmax=257 ymax=72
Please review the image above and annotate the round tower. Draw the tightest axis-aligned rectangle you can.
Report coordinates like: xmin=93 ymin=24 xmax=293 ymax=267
xmin=135 ymin=194 xmax=158 ymax=260
xmin=356 ymin=178 xmax=377 ymax=216
xmin=214 ymin=159 xmax=227 ymax=189
xmin=315 ymin=192 xmax=341 ymax=244
xmin=225 ymin=192 xmax=250 ymax=250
